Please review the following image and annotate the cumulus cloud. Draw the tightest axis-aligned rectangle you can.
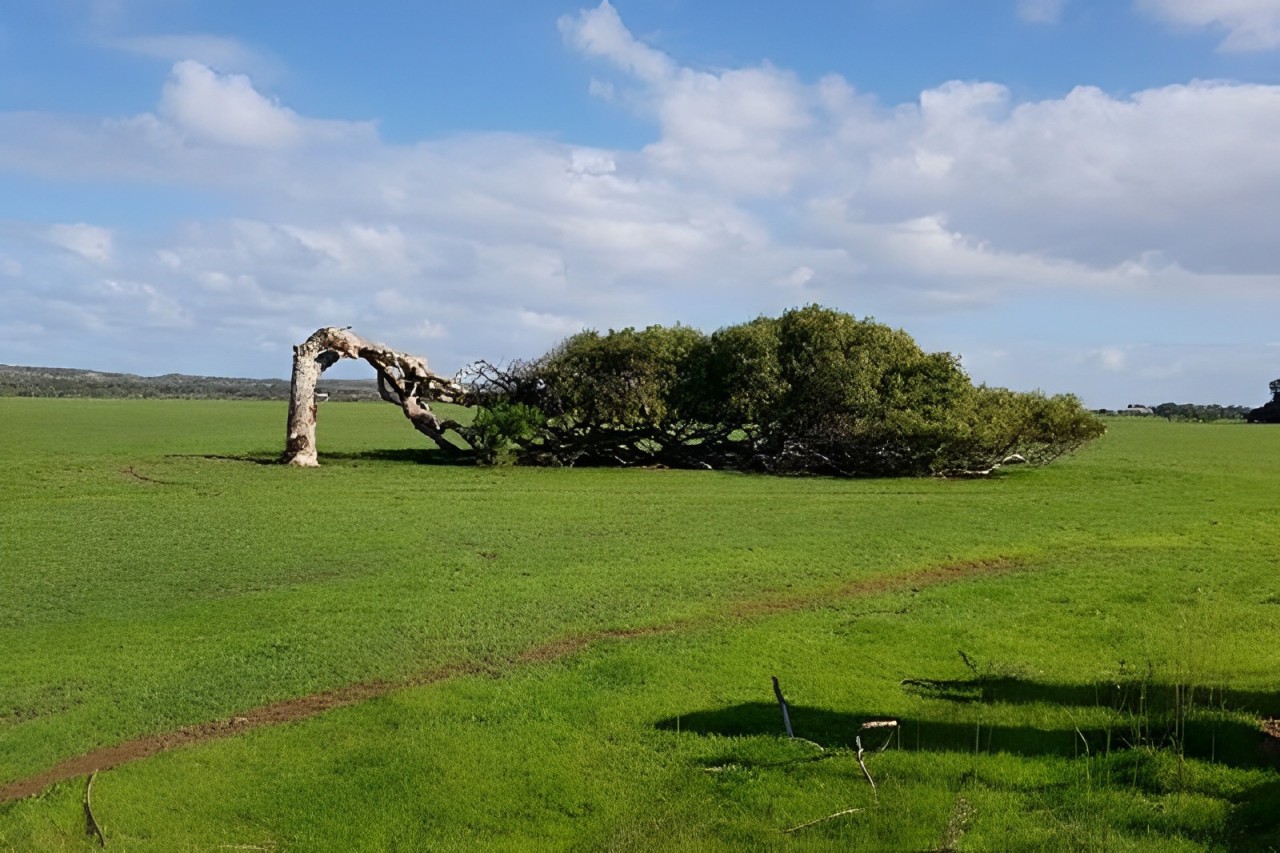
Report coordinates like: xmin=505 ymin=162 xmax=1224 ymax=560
xmin=1137 ymin=0 xmax=1280 ymax=51
xmin=159 ymin=60 xmax=302 ymax=148
xmin=559 ymin=2 xmax=674 ymax=84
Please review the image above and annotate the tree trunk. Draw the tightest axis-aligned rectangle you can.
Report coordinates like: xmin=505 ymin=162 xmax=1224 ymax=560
xmin=282 ymin=327 xmax=465 ymax=466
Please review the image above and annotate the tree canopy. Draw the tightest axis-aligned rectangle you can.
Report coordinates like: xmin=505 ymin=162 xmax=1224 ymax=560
xmin=458 ymin=306 xmax=1105 ymax=476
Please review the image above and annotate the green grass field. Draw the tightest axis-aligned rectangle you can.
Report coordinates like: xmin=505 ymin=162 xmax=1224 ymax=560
xmin=1 ymin=398 xmax=1278 ymax=851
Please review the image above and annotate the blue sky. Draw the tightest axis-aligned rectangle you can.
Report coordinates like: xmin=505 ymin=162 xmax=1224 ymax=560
xmin=3 ymin=0 xmax=1280 ymax=406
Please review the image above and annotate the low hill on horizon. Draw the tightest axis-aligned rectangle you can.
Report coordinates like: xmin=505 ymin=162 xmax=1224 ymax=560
xmin=0 ymin=363 xmax=380 ymax=402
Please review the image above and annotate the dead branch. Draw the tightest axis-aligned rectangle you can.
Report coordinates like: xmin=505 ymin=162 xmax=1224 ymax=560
xmin=84 ymin=770 xmax=105 ymax=847
xmin=283 ymin=327 xmax=466 ymax=466
xmin=782 ymin=806 xmax=864 ymax=834
xmin=860 ymin=719 xmax=899 ymax=752
xmin=854 ymin=735 xmax=877 ymax=802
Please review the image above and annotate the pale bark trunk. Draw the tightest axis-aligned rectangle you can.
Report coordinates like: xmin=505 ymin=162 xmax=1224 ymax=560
xmin=282 ymin=327 xmax=465 ymax=466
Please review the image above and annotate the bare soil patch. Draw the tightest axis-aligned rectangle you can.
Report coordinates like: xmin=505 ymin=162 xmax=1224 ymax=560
xmin=731 ymin=556 xmax=1020 ymax=618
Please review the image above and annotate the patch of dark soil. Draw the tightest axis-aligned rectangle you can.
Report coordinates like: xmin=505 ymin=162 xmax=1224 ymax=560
xmin=516 ymin=625 xmax=676 ymax=665
xmin=731 ymin=557 xmax=1020 ymax=618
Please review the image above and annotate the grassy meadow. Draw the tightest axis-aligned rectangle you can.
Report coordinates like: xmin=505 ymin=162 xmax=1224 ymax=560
xmin=1 ymin=397 xmax=1278 ymax=850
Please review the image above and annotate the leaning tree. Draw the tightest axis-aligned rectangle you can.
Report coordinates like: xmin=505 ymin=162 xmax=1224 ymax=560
xmin=281 ymin=310 xmax=1107 ymax=475
xmin=282 ymin=327 xmax=465 ymax=466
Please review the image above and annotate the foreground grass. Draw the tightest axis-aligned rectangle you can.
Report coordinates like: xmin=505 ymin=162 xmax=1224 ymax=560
xmin=1 ymin=399 xmax=1278 ymax=850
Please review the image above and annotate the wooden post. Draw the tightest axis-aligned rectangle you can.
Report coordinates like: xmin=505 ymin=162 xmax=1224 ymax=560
xmin=771 ymin=676 xmax=794 ymax=738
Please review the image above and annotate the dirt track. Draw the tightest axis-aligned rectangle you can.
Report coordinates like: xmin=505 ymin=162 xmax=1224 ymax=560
xmin=0 ymin=557 xmax=1020 ymax=803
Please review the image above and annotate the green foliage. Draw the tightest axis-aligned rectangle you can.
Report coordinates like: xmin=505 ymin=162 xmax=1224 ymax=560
xmin=531 ymin=324 xmax=705 ymax=430
xmin=468 ymin=305 xmax=1105 ymax=475
xmin=469 ymin=401 xmax=545 ymax=464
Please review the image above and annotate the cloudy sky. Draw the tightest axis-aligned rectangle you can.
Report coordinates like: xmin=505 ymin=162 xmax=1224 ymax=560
xmin=2 ymin=0 xmax=1279 ymax=407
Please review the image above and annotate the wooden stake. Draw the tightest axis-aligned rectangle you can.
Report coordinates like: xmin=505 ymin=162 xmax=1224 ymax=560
xmin=771 ymin=676 xmax=794 ymax=738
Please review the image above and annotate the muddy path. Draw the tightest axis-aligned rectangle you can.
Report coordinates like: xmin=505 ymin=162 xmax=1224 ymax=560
xmin=0 ymin=557 xmax=1020 ymax=803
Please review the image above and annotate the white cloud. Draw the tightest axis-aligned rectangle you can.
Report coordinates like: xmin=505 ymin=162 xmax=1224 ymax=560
xmin=97 ymin=278 xmax=191 ymax=327
xmin=1138 ymin=0 xmax=1280 ymax=51
xmin=518 ymin=309 xmax=585 ymax=334
xmin=1089 ymin=346 xmax=1130 ymax=372
xmin=559 ymin=1 xmax=674 ymax=85
xmin=1017 ymin=0 xmax=1067 ymax=24
xmin=780 ymin=266 xmax=814 ymax=288
xmin=563 ymin=2 xmax=815 ymax=195
xmin=160 ymin=60 xmax=301 ymax=148
xmin=46 ymin=224 xmax=114 ymax=264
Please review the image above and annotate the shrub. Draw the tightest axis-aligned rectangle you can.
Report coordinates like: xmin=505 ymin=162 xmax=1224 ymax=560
xmin=461 ymin=306 xmax=1105 ymax=476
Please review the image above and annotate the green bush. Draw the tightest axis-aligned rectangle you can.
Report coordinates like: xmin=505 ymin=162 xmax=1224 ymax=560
xmin=463 ymin=306 xmax=1105 ymax=476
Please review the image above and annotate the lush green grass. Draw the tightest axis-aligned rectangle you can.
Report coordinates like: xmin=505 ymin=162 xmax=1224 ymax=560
xmin=1 ymin=400 xmax=1278 ymax=850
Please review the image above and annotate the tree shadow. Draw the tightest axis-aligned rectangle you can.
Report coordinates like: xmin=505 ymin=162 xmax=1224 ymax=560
xmin=1228 ymin=777 xmax=1280 ymax=848
xmin=317 ymin=447 xmax=478 ymax=466
xmin=657 ymin=699 xmax=1273 ymax=769
xmin=657 ymin=678 xmax=1279 ymax=846
xmin=899 ymin=675 xmax=1280 ymax=719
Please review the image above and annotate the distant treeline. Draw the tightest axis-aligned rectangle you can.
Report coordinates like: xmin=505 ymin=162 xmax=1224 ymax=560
xmin=1096 ymin=402 xmax=1252 ymax=421
xmin=0 ymin=364 xmax=381 ymax=402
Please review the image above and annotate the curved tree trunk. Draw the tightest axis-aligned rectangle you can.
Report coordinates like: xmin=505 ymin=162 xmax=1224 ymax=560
xmin=283 ymin=327 xmax=466 ymax=466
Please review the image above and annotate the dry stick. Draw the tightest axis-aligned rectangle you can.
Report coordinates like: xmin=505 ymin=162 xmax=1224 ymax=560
xmin=855 ymin=735 xmax=878 ymax=803
xmin=84 ymin=771 xmax=105 ymax=847
xmin=861 ymin=719 xmax=899 ymax=753
xmin=782 ymin=806 xmax=865 ymax=834
xmin=794 ymin=736 xmax=826 ymax=753
xmin=771 ymin=676 xmax=794 ymax=739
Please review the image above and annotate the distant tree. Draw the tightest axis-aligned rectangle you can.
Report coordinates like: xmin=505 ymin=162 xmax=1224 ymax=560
xmin=1246 ymin=379 xmax=1280 ymax=424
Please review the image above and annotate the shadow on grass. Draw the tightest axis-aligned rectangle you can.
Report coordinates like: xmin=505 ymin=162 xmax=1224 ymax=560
xmin=656 ymin=699 xmax=1273 ymax=769
xmin=1230 ymin=778 xmax=1280 ymax=847
xmin=899 ymin=675 xmax=1280 ymax=719
xmin=167 ymin=446 xmax=480 ymax=466
xmin=659 ymin=680 xmax=1280 ymax=846
xmin=317 ymin=446 xmax=478 ymax=466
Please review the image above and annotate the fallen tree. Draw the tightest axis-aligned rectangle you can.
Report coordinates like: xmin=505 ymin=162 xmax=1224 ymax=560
xmin=282 ymin=327 xmax=465 ymax=466
xmin=282 ymin=309 xmax=1106 ymax=476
